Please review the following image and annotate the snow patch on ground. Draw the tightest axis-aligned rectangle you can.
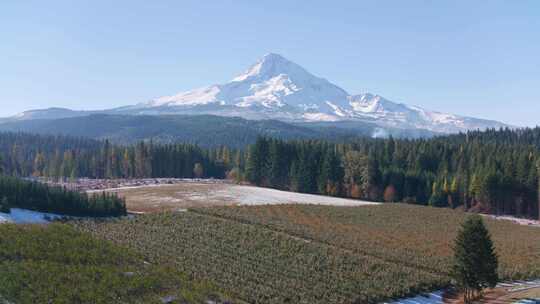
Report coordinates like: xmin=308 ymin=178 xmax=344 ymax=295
xmin=484 ymin=214 xmax=540 ymax=228
xmin=108 ymin=181 xmax=379 ymax=213
xmin=384 ymin=291 xmax=444 ymax=304
xmin=386 ymin=279 xmax=540 ymax=304
xmin=224 ymin=185 xmax=378 ymax=206
xmin=0 ymin=212 xmax=12 ymax=223
xmin=0 ymin=208 xmax=63 ymax=224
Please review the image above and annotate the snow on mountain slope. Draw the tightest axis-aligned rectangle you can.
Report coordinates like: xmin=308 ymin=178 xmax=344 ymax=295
xmin=142 ymin=53 xmax=349 ymax=114
xmin=4 ymin=53 xmax=510 ymax=134
xmin=129 ymin=53 xmax=508 ymax=133
xmin=148 ymin=86 xmax=223 ymax=107
xmin=348 ymin=94 xmax=508 ymax=133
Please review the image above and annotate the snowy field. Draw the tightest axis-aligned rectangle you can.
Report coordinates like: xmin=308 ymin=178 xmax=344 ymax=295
xmin=0 ymin=208 xmax=63 ymax=224
xmin=199 ymin=184 xmax=378 ymax=206
xmin=386 ymin=279 xmax=540 ymax=304
xmin=105 ymin=180 xmax=379 ymax=213
xmin=384 ymin=291 xmax=444 ymax=304
xmin=486 ymin=214 xmax=540 ymax=228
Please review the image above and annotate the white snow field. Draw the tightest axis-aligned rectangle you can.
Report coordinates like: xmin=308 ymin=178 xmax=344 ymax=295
xmin=386 ymin=279 xmax=540 ymax=304
xmin=106 ymin=180 xmax=379 ymax=213
xmin=0 ymin=212 xmax=11 ymax=223
xmin=0 ymin=208 xmax=63 ymax=224
xmin=207 ymin=184 xmax=379 ymax=206
xmin=486 ymin=214 xmax=540 ymax=228
xmin=384 ymin=291 xmax=445 ymax=304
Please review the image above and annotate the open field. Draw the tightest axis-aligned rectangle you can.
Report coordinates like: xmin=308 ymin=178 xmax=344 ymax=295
xmin=74 ymin=204 xmax=540 ymax=304
xmin=105 ymin=181 xmax=378 ymax=213
xmin=0 ymin=223 xmax=234 ymax=304
xmin=194 ymin=205 xmax=540 ymax=279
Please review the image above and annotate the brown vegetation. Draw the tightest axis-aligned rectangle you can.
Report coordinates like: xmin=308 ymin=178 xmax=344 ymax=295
xmin=75 ymin=204 xmax=540 ymax=304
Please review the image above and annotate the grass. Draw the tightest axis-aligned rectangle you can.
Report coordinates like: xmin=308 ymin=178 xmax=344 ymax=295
xmin=0 ymin=223 xmax=234 ymax=304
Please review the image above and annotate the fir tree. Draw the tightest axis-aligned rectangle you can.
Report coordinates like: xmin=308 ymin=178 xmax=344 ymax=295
xmin=452 ymin=215 xmax=498 ymax=303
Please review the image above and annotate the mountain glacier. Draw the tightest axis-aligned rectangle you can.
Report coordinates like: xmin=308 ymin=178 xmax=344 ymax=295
xmin=122 ymin=53 xmax=507 ymax=133
xmin=5 ymin=53 xmax=509 ymax=134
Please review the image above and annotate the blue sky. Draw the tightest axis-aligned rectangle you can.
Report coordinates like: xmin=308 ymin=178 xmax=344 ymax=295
xmin=1 ymin=0 xmax=539 ymax=126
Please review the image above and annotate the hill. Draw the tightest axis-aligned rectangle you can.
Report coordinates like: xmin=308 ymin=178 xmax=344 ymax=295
xmin=0 ymin=114 xmax=433 ymax=147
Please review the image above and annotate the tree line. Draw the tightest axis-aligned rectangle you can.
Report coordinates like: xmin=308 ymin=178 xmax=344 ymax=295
xmin=241 ymin=128 xmax=540 ymax=219
xmin=0 ymin=128 xmax=539 ymax=219
xmin=0 ymin=175 xmax=126 ymax=217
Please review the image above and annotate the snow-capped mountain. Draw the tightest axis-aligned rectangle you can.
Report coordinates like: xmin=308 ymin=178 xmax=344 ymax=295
xmin=4 ymin=53 xmax=509 ymax=134
xmin=122 ymin=53 xmax=507 ymax=133
xmin=142 ymin=53 xmax=349 ymax=112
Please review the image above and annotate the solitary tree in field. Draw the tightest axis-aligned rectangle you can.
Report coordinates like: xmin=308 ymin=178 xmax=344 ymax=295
xmin=452 ymin=214 xmax=498 ymax=303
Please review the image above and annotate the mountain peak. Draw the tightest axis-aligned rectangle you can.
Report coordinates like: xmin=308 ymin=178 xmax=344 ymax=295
xmin=231 ymin=53 xmax=304 ymax=82
xmin=261 ymin=52 xmax=288 ymax=61
xmin=119 ymin=53 xmax=510 ymax=133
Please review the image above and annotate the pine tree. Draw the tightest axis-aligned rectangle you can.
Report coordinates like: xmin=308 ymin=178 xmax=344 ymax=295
xmin=245 ymin=145 xmax=258 ymax=184
xmin=245 ymin=137 xmax=270 ymax=186
xmin=429 ymin=181 xmax=447 ymax=207
xmin=318 ymin=150 xmax=343 ymax=196
xmin=33 ymin=152 xmax=46 ymax=177
xmin=122 ymin=149 xmax=131 ymax=178
xmin=268 ymin=140 xmax=286 ymax=188
xmin=452 ymin=215 xmax=498 ymax=303
xmin=469 ymin=173 xmax=481 ymax=208
xmin=450 ymin=177 xmax=459 ymax=208
xmin=343 ymin=151 xmax=368 ymax=198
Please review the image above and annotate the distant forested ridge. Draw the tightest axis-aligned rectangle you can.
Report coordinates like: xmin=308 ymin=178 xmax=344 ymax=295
xmin=0 ymin=114 xmax=364 ymax=148
xmin=241 ymin=128 xmax=540 ymax=219
xmin=0 ymin=128 xmax=539 ymax=219
xmin=0 ymin=114 xmax=435 ymax=148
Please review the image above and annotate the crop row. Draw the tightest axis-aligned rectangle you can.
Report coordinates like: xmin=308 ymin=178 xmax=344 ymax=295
xmin=75 ymin=212 xmax=449 ymax=304
xmin=192 ymin=204 xmax=540 ymax=280
xmin=0 ymin=223 xmax=231 ymax=304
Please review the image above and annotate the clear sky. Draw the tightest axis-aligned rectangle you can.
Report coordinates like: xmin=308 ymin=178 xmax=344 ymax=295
xmin=1 ymin=0 xmax=538 ymax=126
